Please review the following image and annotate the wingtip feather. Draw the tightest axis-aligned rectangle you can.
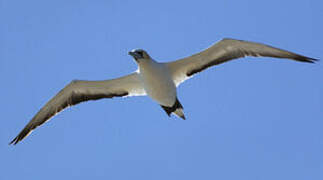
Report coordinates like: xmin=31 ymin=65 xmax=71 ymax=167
xmin=309 ymin=57 xmax=319 ymax=63
xmin=9 ymin=137 xmax=17 ymax=145
xmin=295 ymin=55 xmax=318 ymax=63
xmin=9 ymin=136 xmax=22 ymax=145
xmin=304 ymin=56 xmax=319 ymax=63
xmin=9 ymin=127 xmax=33 ymax=145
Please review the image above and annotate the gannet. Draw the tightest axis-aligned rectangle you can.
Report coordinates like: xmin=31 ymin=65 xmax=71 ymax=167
xmin=10 ymin=38 xmax=317 ymax=145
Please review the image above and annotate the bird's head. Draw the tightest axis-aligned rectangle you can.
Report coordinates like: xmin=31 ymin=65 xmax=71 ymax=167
xmin=128 ymin=49 xmax=151 ymax=63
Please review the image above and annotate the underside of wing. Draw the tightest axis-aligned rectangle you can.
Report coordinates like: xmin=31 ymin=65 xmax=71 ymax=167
xmin=166 ymin=38 xmax=317 ymax=86
xmin=10 ymin=72 xmax=145 ymax=145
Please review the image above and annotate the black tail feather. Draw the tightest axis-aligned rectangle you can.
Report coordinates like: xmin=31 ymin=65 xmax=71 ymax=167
xmin=160 ymin=98 xmax=184 ymax=118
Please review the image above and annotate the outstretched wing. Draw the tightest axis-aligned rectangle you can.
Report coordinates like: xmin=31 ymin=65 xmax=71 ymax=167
xmin=10 ymin=72 xmax=145 ymax=145
xmin=166 ymin=38 xmax=317 ymax=86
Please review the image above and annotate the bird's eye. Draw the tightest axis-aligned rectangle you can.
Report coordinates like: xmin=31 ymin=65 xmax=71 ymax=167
xmin=137 ymin=51 xmax=143 ymax=56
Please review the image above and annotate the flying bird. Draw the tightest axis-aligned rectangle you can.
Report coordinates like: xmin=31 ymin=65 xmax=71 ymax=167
xmin=10 ymin=38 xmax=317 ymax=145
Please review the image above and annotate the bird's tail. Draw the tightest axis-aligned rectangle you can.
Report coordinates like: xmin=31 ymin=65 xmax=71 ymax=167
xmin=160 ymin=98 xmax=186 ymax=120
xmin=173 ymin=107 xmax=186 ymax=120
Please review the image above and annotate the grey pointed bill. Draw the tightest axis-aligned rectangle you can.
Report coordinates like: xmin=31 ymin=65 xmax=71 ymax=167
xmin=10 ymin=38 xmax=317 ymax=145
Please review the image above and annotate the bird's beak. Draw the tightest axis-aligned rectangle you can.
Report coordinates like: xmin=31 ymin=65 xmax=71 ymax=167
xmin=128 ymin=51 xmax=135 ymax=56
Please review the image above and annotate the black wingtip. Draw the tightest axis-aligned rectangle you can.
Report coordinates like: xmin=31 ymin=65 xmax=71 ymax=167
xmin=9 ymin=127 xmax=32 ymax=145
xmin=307 ymin=58 xmax=319 ymax=63
xmin=9 ymin=134 xmax=27 ymax=145
xmin=299 ymin=56 xmax=319 ymax=63
xmin=9 ymin=137 xmax=18 ymax=145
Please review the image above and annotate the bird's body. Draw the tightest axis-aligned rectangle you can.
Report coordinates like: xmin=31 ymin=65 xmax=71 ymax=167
xmin=138 ymin=58 xmax=176 ymax=107
xmin=10 ymin=38 xmax=318 ymax=145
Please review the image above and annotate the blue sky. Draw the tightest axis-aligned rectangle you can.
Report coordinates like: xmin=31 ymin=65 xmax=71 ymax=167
xmin=1 ymin=0 xmax=322 ymax=179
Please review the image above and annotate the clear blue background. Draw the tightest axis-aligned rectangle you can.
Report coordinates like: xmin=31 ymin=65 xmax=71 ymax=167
xmin=1 ymin=0 xmax=322 ymax=179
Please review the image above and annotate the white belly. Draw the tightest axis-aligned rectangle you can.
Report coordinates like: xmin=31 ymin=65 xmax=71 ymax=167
xmin=139 ymin=61 xmax=176 ymax=107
